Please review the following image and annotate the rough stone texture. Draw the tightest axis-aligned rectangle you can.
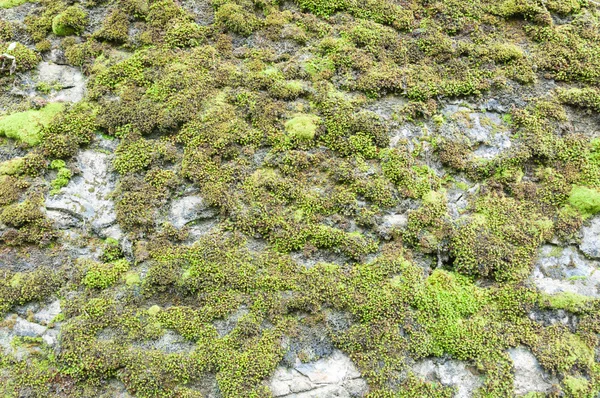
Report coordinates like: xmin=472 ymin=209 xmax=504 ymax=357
xmin=36 ymin=61 xmax=86 ymax=102
xmin=413 ymin=358 xmax=483 ymax=398
xmin=269 ymin=350 xmax=368 ymax=397
xmin=13 ymin=317 xmax=46 ymax=337
xmin=533 ymin=245 xmax=600 ymax=297
xmin=45 ymin=148 xmax=117 ymax=234
xmin=580 ymin=216 xmax=600 ymax=260
xmin=33 ymin=299 xmax=61 ymax=325
xmin=509 ymin=346 xmax=556 ymax=396
xmin=169 ymin=195 xmax=215 ymax=229
xmin=441 ymin=105 xmax=512 ymax=160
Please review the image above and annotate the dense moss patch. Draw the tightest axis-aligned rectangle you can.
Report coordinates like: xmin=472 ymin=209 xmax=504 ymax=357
xmin=0 ymin=103 xmax=64 ymax=146
xmin=3 ymin=0 xmax=600 ymax=396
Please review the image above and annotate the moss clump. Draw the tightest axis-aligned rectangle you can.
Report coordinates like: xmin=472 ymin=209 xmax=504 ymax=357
xmin=563 ymin=375 xmax=592 ymax=397
xmin=0 ymin=175 xmax=23 ymax=205
xmin=1 ymin=42 xmax=41 ymax=73
xmin=0 ymin=157 xmax=24 ymax=176
xmin=568 ymin=186 xmax=600 ymax=218
xmin=81 ymin=259 xmax=130 ymax=289
xmin=50 ymin=167 xmax=72 ymax=194
xmin=0 ymin=0 xmax=27 ymax=8
xmin=542 ymin=292 xmax=594 ymax=314
xmin=285 ymin=114 xmax=319 ymax=141
xmin=52 ymin=6 xmax=88 ymax=36
xmin=0 ymin=103 xmax=64 ymax=146
xmin=558 ymin=88 xmax=600 ymax=113
xmin=0 ymin=20 xmax=13 ymax=41
xmin=215 ymin=2 xmax=263 ymax=36
xmin=41 ymin=102 xmax=98 ymax=158
xmin=94 ymin=8 xmax=129 ymax=43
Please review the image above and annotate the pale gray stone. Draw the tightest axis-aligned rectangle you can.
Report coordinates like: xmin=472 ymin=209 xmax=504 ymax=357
xmin=533 ymin=245 xmax=600 ymax=297
xmin=509 ymin=346 xmax=556 ymax=395
xmin=580 ymin=216 xmax=600 ymax=259
xmin=413 ymin=358 xmax=483 ymax=398
xmin=46 ymin=149 xmax=117 ymax=232
xmin=13 ymin=317 xmax=46 ymax=337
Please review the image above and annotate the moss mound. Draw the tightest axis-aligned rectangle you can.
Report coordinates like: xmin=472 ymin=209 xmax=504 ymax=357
xmin=0 ymin=103 xmax=64 ymax=146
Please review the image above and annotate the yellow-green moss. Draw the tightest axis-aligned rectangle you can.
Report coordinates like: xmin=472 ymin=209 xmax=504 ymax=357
xmin=0 ymin=103 xmax=64 ymax=146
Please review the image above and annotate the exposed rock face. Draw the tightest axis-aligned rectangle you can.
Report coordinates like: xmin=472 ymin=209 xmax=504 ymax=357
xmin=580 ymin=216 xmax=600 ymax=260
xmin=412 ymin=358 xmax=483 ymax=398
xmin=441 ymin=105 xmax=512 ymax=160
xmin=169 ymin=195 xmax=216 ymax=229
xmin=269 ymin=350 xmax=368 ymax=397
xmin=45 ymin=148 xmax=117 ymax=236
xmin=36 ymin=62 xmax=86 ymax=103
xmin=509 ymin=346 xmax=556 ymax=396
xmin=533 ymin=245 xmax=600 ymax=297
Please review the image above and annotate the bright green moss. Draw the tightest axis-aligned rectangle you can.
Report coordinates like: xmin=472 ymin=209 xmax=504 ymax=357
xmin=0 ymin=0 xmax=27 ymax=8
xmin=81 ymin=259 xmax=130 ymax=289
xmin=563 ymin=375 xmax=591 ymax=397
xmin=147 ymin=305 xmax=161 ymax=316
xmin=52 ymin=6 xmax=88 ymax=36
xmin=50 ymin=167 xmax=72 ymax=194
xmin=542 ymin=292 xmax=594 ymax=314
xmin=0 ymin=103 xmax=64 ymax=146
xmin=0 ymin=157 xmax=24 ymax=176
xmin=568 ymin=186 xmax=600 ymax=218
xmin=285 ymin=114 xmax=320 ymax=141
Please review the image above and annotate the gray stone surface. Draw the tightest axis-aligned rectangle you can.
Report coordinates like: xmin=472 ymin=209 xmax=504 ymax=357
xmin=413 ymin=358 xmax=483 ymax=398
xmin=441 ymin=106 xmax=512 ymax=160
xmin=13 ymin=317 xmax=46 ymax=337
xmin=36 ymin=61 xmax=86 ymax=102
xmin=533 ymin=245 xmax=600 ymax=297
xmin=46 ymin=148 xmax=117 ymax=233
xmin=580 ymin=216 xmax=600 ymax=259
xmin=509 ymin=346 xmax=556 ymax=396
xmin=169 ymin=195 xmax=214 ymax=228
xmin=33 ymin=299 xmax=61 ymax=325
xmin=269 ymin=350 xmax=367 ymax=397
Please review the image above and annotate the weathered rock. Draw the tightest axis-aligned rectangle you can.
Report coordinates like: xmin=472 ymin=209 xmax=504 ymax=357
xmin=269 ymin=350 xmax=367 ymax=397
xmin=46 ymin=149 xmax=117 ymax=233
xmin=34 ymin=300 xmax=61 ymax=325
xmin=509 ymin=346 xmax=556 ymax=395
xmin=36 ymin=61 xmax=86 ymax=102
xmin=533 ymin=245 xmax=600 ymax=297
xmin=169 ymin=195 xmax=215 ymax=229
xmin=413 ymin=358 xmax=483 ymax=398
xmin=580 ymin=216 xmax=600 ymax=259
xmin=441 ymin=105 xmax=512 ymax=160
xmin=13 ymin=317 xmax=47 ymax=337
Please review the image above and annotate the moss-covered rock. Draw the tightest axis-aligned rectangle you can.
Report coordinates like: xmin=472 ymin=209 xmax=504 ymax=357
xmin=51 ymin=6 xmax=88 ymax=36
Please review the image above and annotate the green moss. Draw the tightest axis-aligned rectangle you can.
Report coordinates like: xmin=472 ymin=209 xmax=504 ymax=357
xmin=81 ymin=259 xmax=130 ymax=289
xmin=568 ymin=186 xmax=600 ymax=218
xmin=52 ymin=6 xmax=88 ymax=36
xmin=94 ymin=8 xmax=129 ymax=43
xmin=1 ymin=42 xmax=41 ymax=73
xmin=0 ymin=0 xmax=27 ymax=8
xmin=215 ymin=2 xmax=262 ymax=36
xmin=563 ymin=375 xmax=591 ymax=397
xmin=0 ymin=103 xmax=64 ymax=146
xmin=542 ymin=292 xmax=594 ymax=314
xmin=285 ymin=114 xmax=319 ymax=141
xmin=50 ymin=167 xmax=72 ymax=194
xmin=0 ymin=157 xmax=24 ymax=176
xmin=558 ymin=88 xmax=600 ymax=112
xmin=147 ymin=305 xmax=161 ymax=316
